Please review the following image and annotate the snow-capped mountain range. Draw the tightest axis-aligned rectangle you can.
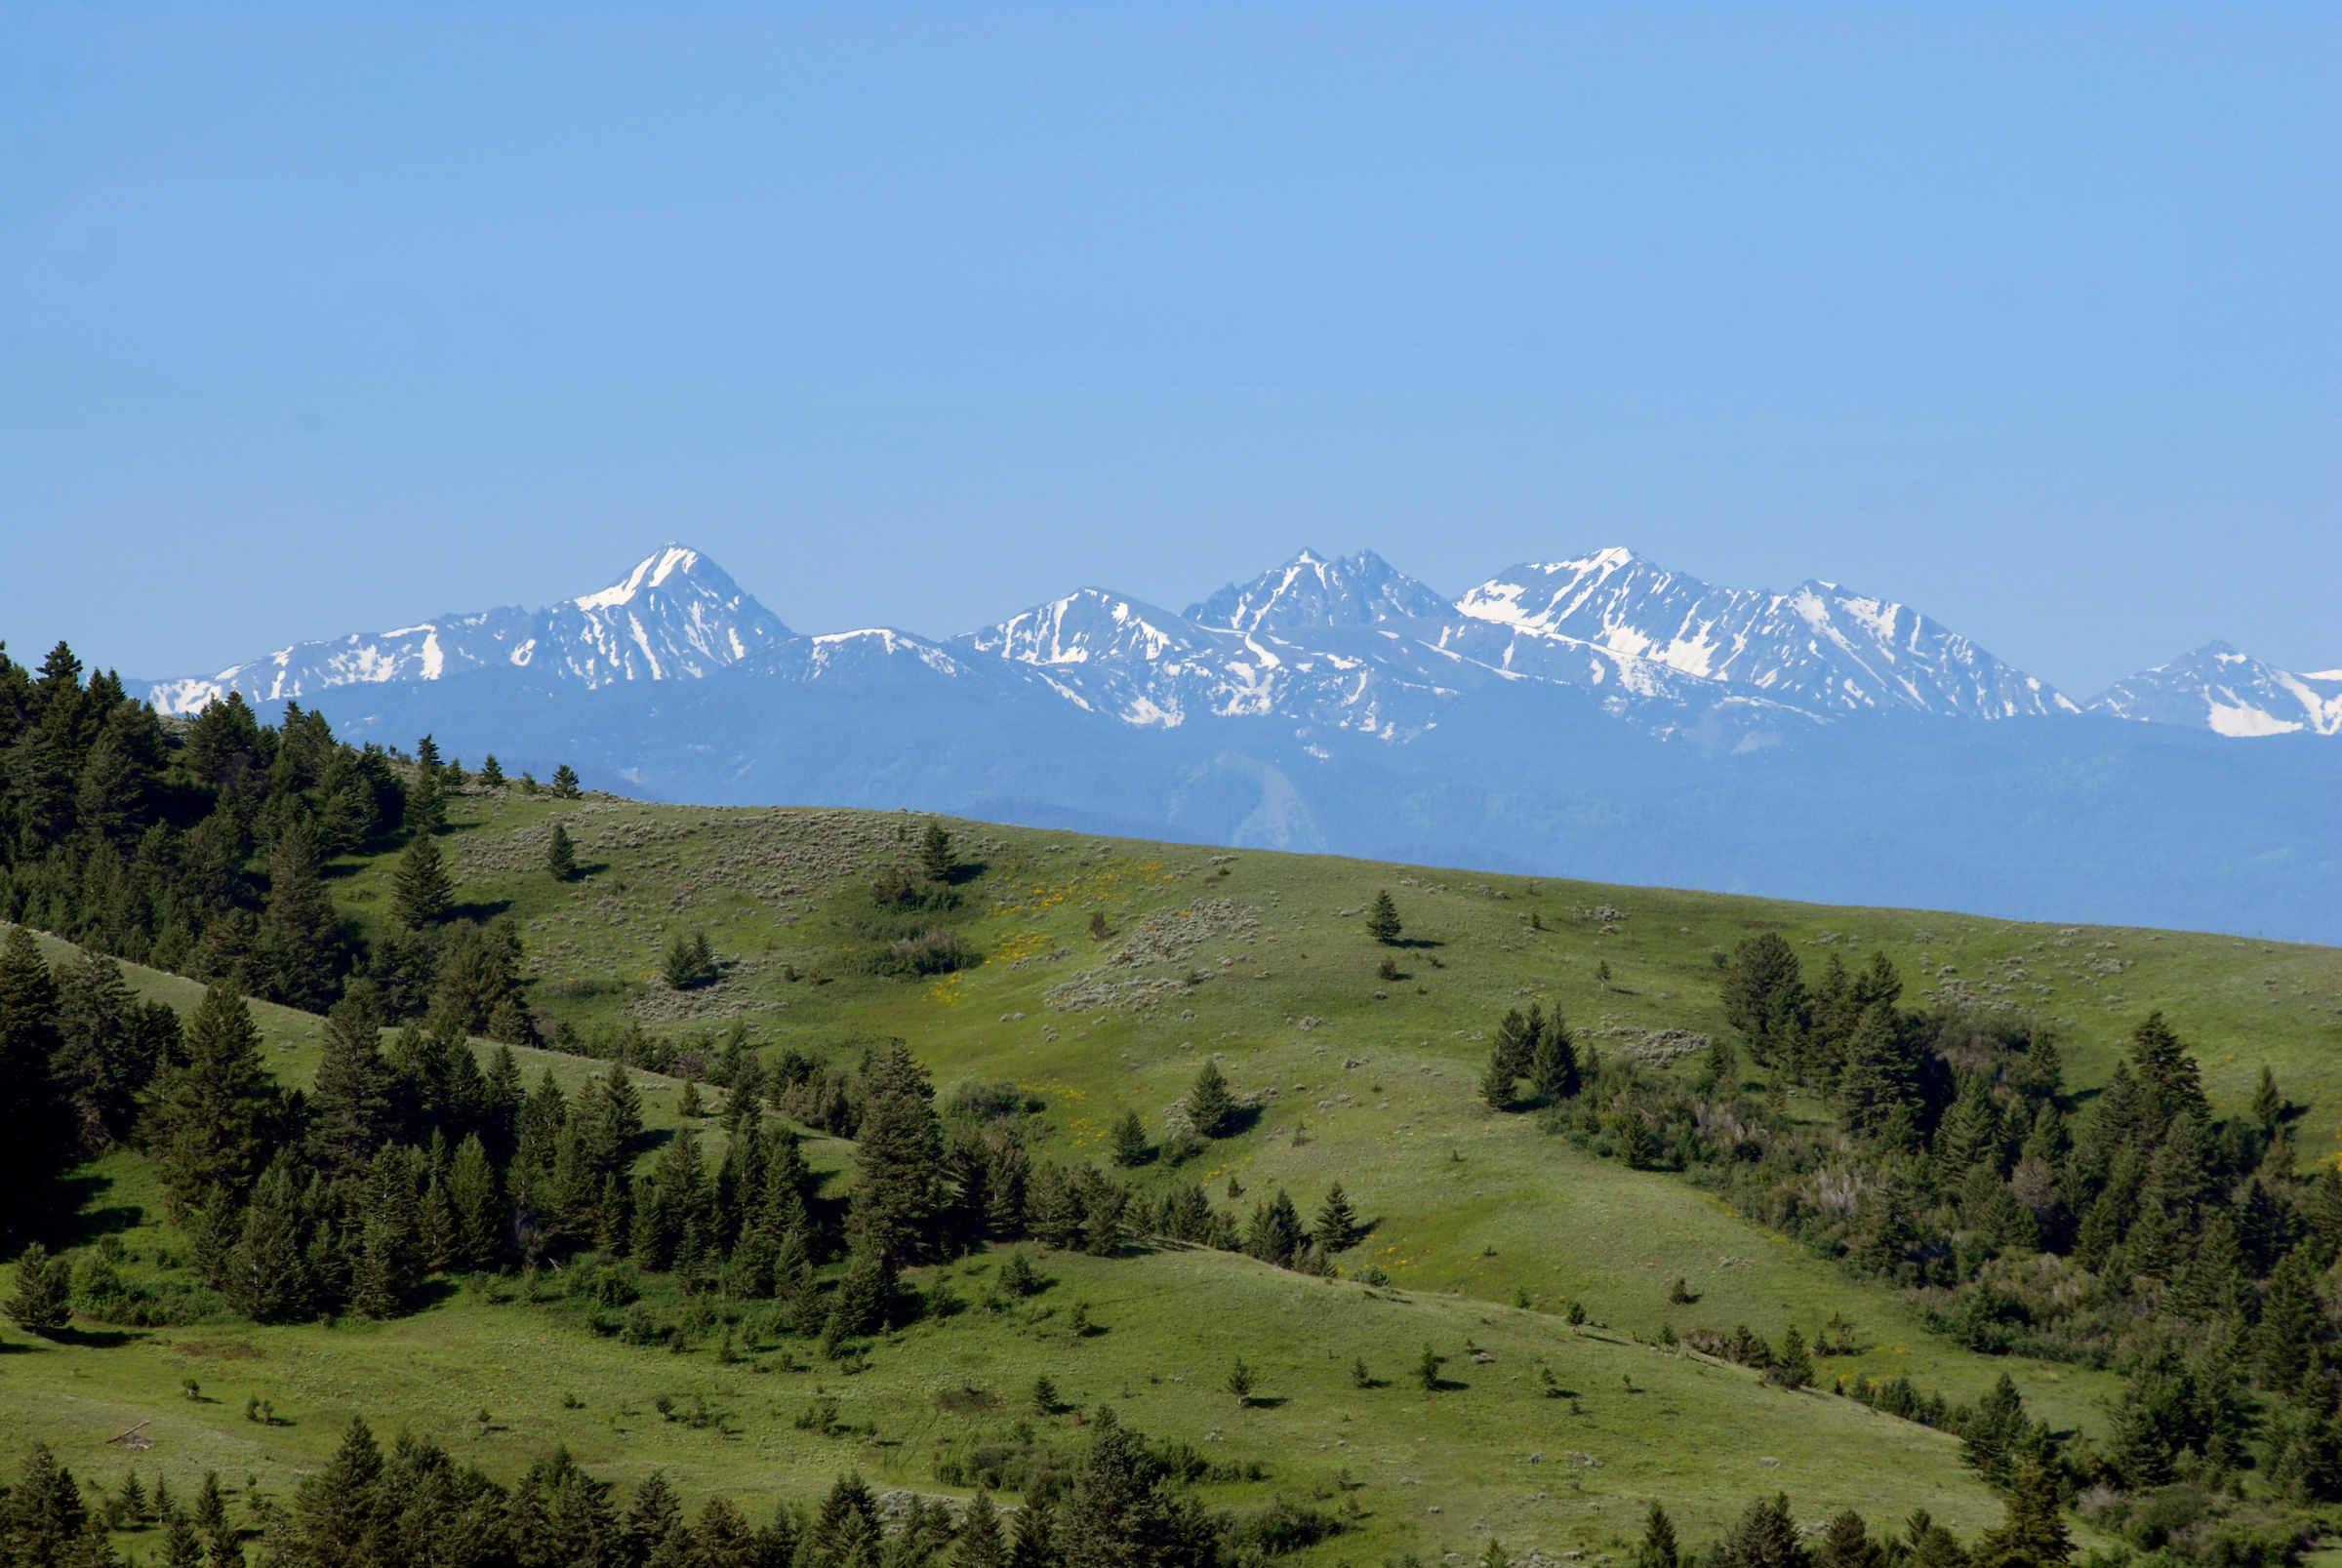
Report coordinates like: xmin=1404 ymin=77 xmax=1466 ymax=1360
xmin=145 ymin=543 xmax=2328 ymax=744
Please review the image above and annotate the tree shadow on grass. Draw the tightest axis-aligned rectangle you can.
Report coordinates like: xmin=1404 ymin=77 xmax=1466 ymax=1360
xmin=446 ymin=899 xmax=514 ymax=925
xmin=1212 ymin=1105 xmax=1265 ymax=1139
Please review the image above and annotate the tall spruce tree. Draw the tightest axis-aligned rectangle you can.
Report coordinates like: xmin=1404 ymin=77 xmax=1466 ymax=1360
xmin=307 ymin=986 xmax=391 ymax=1176
xmin=390 ymin=831 xmax=453 ymax=929
xmin=850 ymin=1045 xmax=946 ymax=1263
xmin=154 ymin=984 xmax=279 ymax=1212
xmin=224 ymin=1151 xmax=312 ymax=1323
xmin=1720 ymin=935 xmax=1808 ymax=1065
xmin=1313 ymin=1182 xmax=1357 ymax=1249
xmin=252 ymin=824 xmax=342 ymax=1009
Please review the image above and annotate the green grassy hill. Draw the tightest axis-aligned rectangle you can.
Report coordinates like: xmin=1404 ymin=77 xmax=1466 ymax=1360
xmin=7 ymin=787 xmax=2340 ymax=1561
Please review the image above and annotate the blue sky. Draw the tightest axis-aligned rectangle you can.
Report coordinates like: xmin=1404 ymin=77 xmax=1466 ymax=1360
xmin=4 ymin=4 xmax=2335 ymax=696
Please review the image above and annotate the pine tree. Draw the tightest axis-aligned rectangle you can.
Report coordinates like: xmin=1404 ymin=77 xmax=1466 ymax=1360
xmin=307 ymin=986 xmax=390 ymax=1177
xmin=1635 ymin=1502 xmax=1680 ymax=1568
xmin=155 ymin=984 xmax=279 ymax=1211
xmin=2253 ymin=1065 xmax=2284 ymax=1129
xmin=1244 ymin=1189 xmax=1306 ymax=1266
xmin=447 ymin=1133 xmax=504 ymax=1271
xmin=954 ymin=1488 xmax=1005 ymax=1568
xmin=1770 ymin=1325 xmax=1814 ymax=1389
xmin=1313 ymin=1182 xmax=1356 ymax=1250
xmin=478 ymin=754 xmax=505 ymax=788
xmin=850 ymin=1046 xmax=945 ymax=1263
xmin=1528 ymin=1013 xmax=1580 ymax=1103
xmin=52 ymin=947 xmax=148 ymax=1155
xmin=1186 ymin=1059 xmax=1233 ymax=1137
xmin=391 ymin=831 xmax=453 ymax=929
xmin=551 ymin=764 xmax=583 ymax=799
xmin=2127 ymin=1010 xmax=2208 ymax=1135
xmin=1718 ymin=1494 xmax=1809 ymax=1568
xmin=2259 ymin=1247 xmax=2321 ymax=1392
xmin=1480 ymin=1038 xmax=1518 ymax=1111
xmin=1364 ymin=891 xmax=1401 ymax=945
xmin=1720 ymin=935 xmax=1807 ymax=1063
xmin=403 ymin=764 xmax=446 ymax=835
xmin=1226 ymin=1356 xmax=1257 ymax=1407
xmin=1061 ymin=1408 xmax=1185 ymax=1568
xmin=545 ymin=823 xmax=577 ymax=882
xmin=1970 ymin=1464 xmax=2073 ymax=1568
xmin=1108 ymin=1108 xmax=1150 ymax=1168
xmin=1417 ymin=1343 xmax=1447 ymax=1390
xmin=1837 ymin=1004 xmax=1922 ymax=1146
xmin=0 ymin=925 xmax=67 ymax=1216
xmin=1814 ymin=1511 xmax=1881 ymax=1568
xmin=224 ymin=1152 xmax=312 ymax=1322
xmin=919 ymin=822 xmax=955 ymax=882
xmin=6 ymin=1241 xmax=72 ymax=1334
xmin=253 ymin=824 xmax=342 ymax=1010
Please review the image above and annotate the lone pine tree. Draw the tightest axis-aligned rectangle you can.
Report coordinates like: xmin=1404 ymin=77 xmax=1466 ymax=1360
xmin=1364 ymin=890 xmax=1402 ymax=945
xmin=1187 ymin=1059 xmax=1233 ymax=1137
xmin=545 ymin=822 xmax=577 ymax=881
xmin=391 ymin=831 xmax=453 ymax=928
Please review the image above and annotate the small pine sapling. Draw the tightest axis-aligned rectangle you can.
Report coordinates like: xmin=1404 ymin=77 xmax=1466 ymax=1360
xmin=1226 ymin=1356 xmax=1257 ymax=1408
xmin=1087 ymin=909 xmax=1111 ymax=942
xmin=1364 ymin=891 xmax=1402 ymax=945
xmin=1352 ymin=1356 xmax=1374 ymax=1388
xmin=1416 ymin=1343 xmax=1446 ymax=1390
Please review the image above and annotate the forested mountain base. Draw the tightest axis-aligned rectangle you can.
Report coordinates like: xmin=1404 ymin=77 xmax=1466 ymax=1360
xmin=5 ymin=637 xmax=2342 ymax=1568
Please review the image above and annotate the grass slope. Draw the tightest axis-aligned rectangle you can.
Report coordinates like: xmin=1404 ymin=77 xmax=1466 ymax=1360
xmin=8 ymin=789 xmax=2340 ymax=1559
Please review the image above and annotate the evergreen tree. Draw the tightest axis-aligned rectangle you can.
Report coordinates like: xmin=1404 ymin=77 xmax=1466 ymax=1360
xmin=1364 ymin=891 xmax=1401 ymax=945
xmin=1970 ymin=1464 xmax=2073 ymax=1568
xmin=850 ymin=1046 xmax=945 ymax=1263
xmin=919 ymin=822 xmax=956 ymax=882
xmin=0 ymin=926 xmax=67 ymax=1218
xmin=6 ymin=1444 xmax=97 ymax=1567
xmin=307 ymin=985 xmax=391 ymax=1177
xmin=154 ymin=984 xmax=279 ymax=1212
xmin=1108 ymin=1108 xmax=1150 ymax=1168
xmin=224 ymin=1152 xmax=312 ymax=1322
xmin=1007 ymin=1500 xmax=1058 ymax=1568
xmin=1480 ymin=1038 xmax=1518 ymax=1111
xmin=252 ymin=825 xmax=342 ymax=1010
xmin=954 ymin=1488 xmax=1006 ymax=1568
xmin=1313 ymin=1182 xmax=1357 ymax=1250
xmin=545 ymin=823 xmax=577 ymax=882
xmin=288 ymin=1418 xmax=391 ymax=1565
xmin=1528 ymin=1013 xmax=1580 ymax=1103
xmin=5 ymin=1241 xmax=72 ymax=1334
xmin=1716 ymin=1494 xmax=1810 ymax=1568
xmin=1720 ymin=935 xmax=1807 ymax=1063
xmin=1814 ymin=1511 xmax=1881 ymax=1568
xmin=1244 ymin=1188 xmax=1306 ymax=1266
xmin=1634 ymin=1502 xmax=1680 ymax=1568
xmin=1186 ymin=1060 xmax=1234 ymax=1137
xmin=51 ymin=948 xmax=151 ymax=1155
xmin=1770 ymin=1326 xmax=1814 ymax=1389
xmin=390 ymin=831 xmax=453 ymax=929
xmin=477 ymin=754 xmax=505 ymax=788
xmin=403 ymin=764 xmax=446 ymax=836
xmin=446 ymin=1133 xmax=504 ymax=1271
xmin=551 ymin=764 xmax=582 ymax=799
xmin=2259 ymin=1247 xmax=2322 ymax=1392
xmin=2127 ymin=1011 xmax=2208 ymax=1135
xmin=2252 ymin=1065 xmax=2284 ymax=1130
xmin=1837 ymin=1004 xmax=1922 ymax=1146
xmin=1059 ymin=1408 xmax=1193 ymax=1568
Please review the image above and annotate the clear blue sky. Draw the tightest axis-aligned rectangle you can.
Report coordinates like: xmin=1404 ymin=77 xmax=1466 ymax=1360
xmin=4 ymin=4 xmax=2335 ymax=697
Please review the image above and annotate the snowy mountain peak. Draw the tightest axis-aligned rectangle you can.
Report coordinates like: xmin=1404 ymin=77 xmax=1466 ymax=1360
xmin=574 ymin=543 xmax=724 ymax=611
xmin=146 ymin=544 xmax=791 ymax=714
xmin=2088 ymin=642 xmax=2342 ymax=739
xmin=1456 ymin=551 xmax=2072 ymax=719
xmin=1186 ymin=547 xmax=1453 ymax=633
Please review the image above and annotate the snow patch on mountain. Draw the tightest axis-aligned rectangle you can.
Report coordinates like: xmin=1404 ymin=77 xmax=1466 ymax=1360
xmin=2087 ymin=643 xmax=2342 ymax=738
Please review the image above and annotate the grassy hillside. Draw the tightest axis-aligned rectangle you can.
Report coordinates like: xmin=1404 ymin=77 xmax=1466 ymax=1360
xmin=7 ymin=786 xmax=2339 ymax=1560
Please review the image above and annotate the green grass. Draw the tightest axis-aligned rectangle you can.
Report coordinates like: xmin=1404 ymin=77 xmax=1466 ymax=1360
xmin=8 ymin=788 xmax=2340 ymax=1558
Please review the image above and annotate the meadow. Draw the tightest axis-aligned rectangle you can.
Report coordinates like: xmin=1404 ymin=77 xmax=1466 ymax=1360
xmin=8 ymin=784 xmax=2340 ymax=1561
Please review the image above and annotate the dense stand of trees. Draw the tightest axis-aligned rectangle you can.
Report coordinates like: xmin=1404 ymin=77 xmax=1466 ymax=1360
xmin=0 ymin=639 xmax=544 ymax=1037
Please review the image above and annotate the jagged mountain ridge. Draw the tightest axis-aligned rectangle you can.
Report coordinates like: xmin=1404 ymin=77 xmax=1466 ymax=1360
xmin=146 ymin=543 xmax=2326 ymax=744
xmin=148 ymin=546 xmax=792 ymax=715
xmin=2087 ymin=642 xmax=2342 ymax=739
